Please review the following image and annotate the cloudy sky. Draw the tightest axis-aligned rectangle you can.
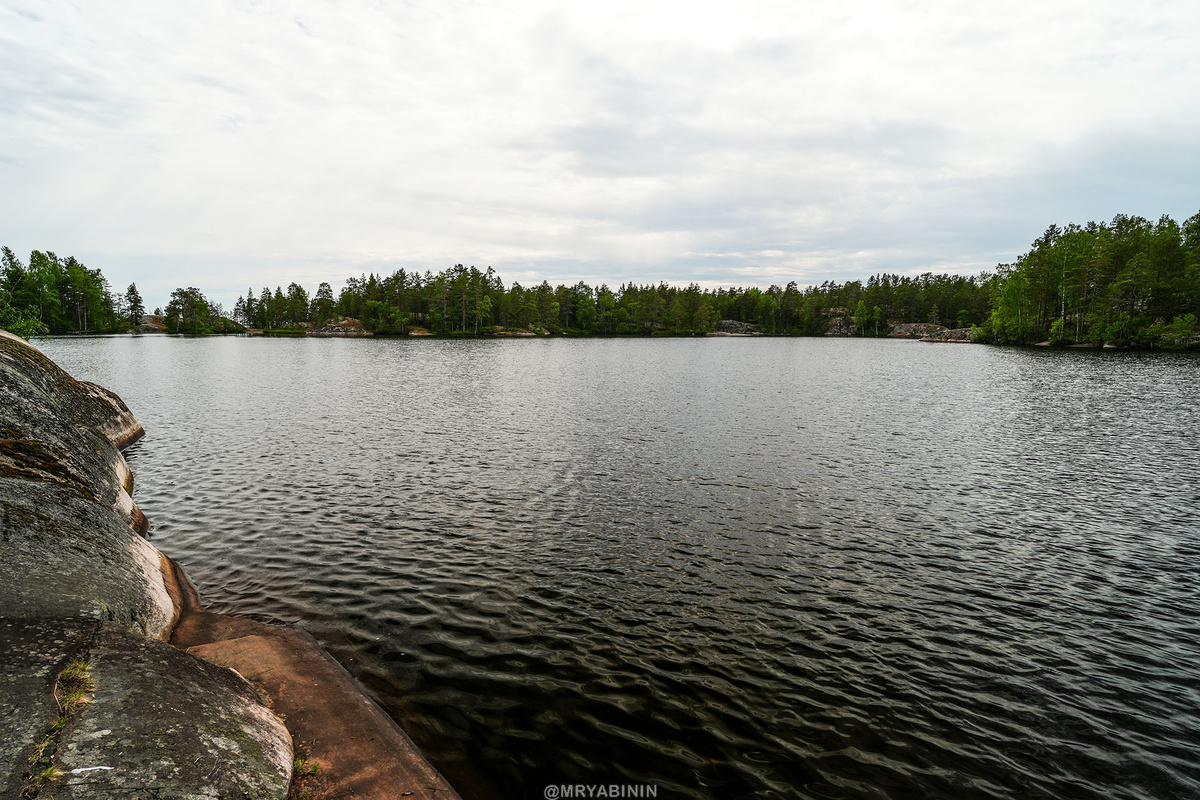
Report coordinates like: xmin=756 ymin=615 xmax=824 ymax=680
xmin=2 ymin=0 xmax=1198 ymax=308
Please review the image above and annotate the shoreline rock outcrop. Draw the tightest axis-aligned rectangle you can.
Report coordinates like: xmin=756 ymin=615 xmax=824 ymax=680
xmin=708 ymin=319 xmax=762 ymax=336
xmin=919 ymin=327 xmax=973 ymax=343
xmin=1 ymin=330 xmax=161 ymax=629
xmin=1 ymin=330 xmax=292 ymax=798
xmin=886 ymin=322 xmax=945 ymax=339
xmin=137 ymin=314 xmax=168 ymax=334
xmin=0 ymin=329 xmax=461 ymax=800
xmin=308 ymin=316 xmax=373 ymax=337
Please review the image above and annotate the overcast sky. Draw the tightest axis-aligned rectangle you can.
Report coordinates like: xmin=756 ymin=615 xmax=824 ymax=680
xmin=2 ymin=0 xmax=1198 ymax=309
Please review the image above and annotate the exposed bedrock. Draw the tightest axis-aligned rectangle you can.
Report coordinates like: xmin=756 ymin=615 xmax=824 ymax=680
xmin=886 ymin=322 xmax=973 ymax=341
xmin=0 ymin=479 xmax=174 ymax=639
xmin=0 ymin=330 xmax=292 ymax=799
xmin=0 ymin=330 xmax=147 ymax=534
xmin=1 ymin=620 xmax=292 ymax=800
xmin=711 ymin=319 xmax=762 ymax=335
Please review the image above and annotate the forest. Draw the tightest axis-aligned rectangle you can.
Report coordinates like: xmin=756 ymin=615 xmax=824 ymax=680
xmin=2 ymin=211 xmax=1198 ymax=347
xmin=1 ymin=247 xmax=135 ymax=339
xmin=977 ymin=213 xmax=1200 ymax=347
xmin=227 ymin=268 xmax=992 ymax=338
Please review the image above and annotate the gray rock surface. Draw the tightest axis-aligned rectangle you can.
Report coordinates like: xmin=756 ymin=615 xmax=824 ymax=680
xmin=0 ymin=329 xmax=168 ymax=635
xmin=0 ymin=478 xmax=175 ymax=639
xmin=0 ymin=619 xmax=97 ymax=799
xmin=137 ymin=315 xmax=167 ymax=334
xmin=919 ymin=326 xmax=973 ymax=342
xmin=0 ymin=330 xmax=292 ymax=800
xmin=55 ymin=624 xmax=292 ymax=800
xmin=0 ymin=331 xmax=144 ymax=449
xmin=712 ymin=319 xmax=761 ymax=335
xmin=0 ymin=330 xmax=146 ymax=533
xmin=0 ymin=620 xmax=291 ymax=800
xmin=887 ymin=322 xmax=950 ymax=338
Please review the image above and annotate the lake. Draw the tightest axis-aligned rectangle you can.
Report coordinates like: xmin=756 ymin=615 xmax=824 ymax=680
xmin=33 ymin=335 xmax=1200 ymax=800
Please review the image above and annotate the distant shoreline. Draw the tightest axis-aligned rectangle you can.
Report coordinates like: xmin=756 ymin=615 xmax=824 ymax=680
xmin=37 ymin=329 xmax=1200 ymax=352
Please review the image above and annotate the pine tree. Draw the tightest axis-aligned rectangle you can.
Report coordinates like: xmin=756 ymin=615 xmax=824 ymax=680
xmin=125 ymin=283 xmax=145 ymax=329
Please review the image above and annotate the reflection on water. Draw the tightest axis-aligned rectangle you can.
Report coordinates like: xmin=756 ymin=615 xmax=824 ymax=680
xmin=37 ymin=336 xmax=1200 ymax=799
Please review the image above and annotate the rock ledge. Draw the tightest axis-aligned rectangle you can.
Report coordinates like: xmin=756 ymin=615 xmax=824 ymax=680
xmin=1 ymin=330 xmax=292 ymax=799
xmin=1 ymin=329 xmax=461 ymax=800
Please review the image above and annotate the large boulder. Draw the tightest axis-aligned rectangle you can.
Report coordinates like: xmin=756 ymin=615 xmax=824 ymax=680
xmin=310 ymin=316 xmax=373 ymax=337
xmin=138 ymin=315 xmax=168 ymax=334
xmin=0 ymin=332 xmax=162 ymax=635
xmin=919 ymin=326 xmax=974 ymax=343
xmin=0 ymin=331 xmax=144 ymax=448
xmin=0 ymin=330 xmax=146 ymax=534
xmin=57 ymin=624 xmax=292 ymax=799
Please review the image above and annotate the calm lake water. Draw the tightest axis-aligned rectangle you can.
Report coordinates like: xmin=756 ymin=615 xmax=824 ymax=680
xmin=34 ymin=336 xmax=1200 ymax=800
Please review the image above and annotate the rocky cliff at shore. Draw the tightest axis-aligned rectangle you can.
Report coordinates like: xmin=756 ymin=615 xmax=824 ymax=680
xmin=886 ymin=322 xmax=974 ymax=342
xmin=0 ymin=330 xmax=292 ymax=799
xmin=707 ymin=319 xmax=762 ymax=336
xmin=816 ymin=320 xmax=975 ymax=341
xmin=0 ymin=330 xmax=461 ymax=800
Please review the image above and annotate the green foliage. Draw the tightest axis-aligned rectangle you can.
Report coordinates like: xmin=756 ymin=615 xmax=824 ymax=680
xmin=853 ymin=300 xmax=870 ymax=335
xmin=0 ymin=290 xmax=48 ymax=339
xmin=164 ymin=287 xmax=212 ymax=334
xmin=1048 ymin=318 xmax=1068 ymax=346
xmin=282 ymin=267 xmax=993 ymax=338
xmin=1 ymin=247 xmax=123 ymax=334
xmin=984 ymin=212 xmax=1200 ymax=347
xmin=163 ymin=288 xmax=245 ymax=335
xmin=10 ymin=211 xmax=1197 ymax=347
xmin=212 ymin=316 xmax=246 ymax=334
xmin=125 ymin=283 xmax=145 ymax=328
xmin=1159 ymin=313 xmax=1199 ymax=348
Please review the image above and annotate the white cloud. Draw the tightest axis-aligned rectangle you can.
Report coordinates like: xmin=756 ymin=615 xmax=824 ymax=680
xmin=1 ymin=0 xmax=1198 ymax=308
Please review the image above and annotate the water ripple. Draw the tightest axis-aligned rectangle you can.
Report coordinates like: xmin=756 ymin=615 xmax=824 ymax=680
xmin=36 ymin=336 xmax=1200 ymax=800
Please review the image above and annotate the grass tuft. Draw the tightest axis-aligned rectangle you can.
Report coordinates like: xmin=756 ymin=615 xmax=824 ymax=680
xmin=22 ymin=656 xmax=98 ymax=797
xmin=20 ymin=765 xmax=64 ymax=798
xmin=54 ymin=658 xmax=95 ymax=717
xmin=26 ymin=738 xmax=49 ymax=765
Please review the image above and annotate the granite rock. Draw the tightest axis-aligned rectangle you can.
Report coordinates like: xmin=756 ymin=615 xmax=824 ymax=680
xmin=0 ymin=330 xmax=293 ymax=800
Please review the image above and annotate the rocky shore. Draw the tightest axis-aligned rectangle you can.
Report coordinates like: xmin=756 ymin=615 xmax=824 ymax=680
xmin=706 ymin=319 xmax=762 ymax=336
xmin=891 ymin=323 xmax=974 ymax=343
xmin=822 ymin=320 xmax=975 ymax=342
xmin=0 ymin=330 xmax=459 ymax=800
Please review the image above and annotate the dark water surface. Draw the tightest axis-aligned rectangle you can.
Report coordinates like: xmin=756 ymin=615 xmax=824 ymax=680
xmin=34 ymin=336 xmax=1200 ymax=799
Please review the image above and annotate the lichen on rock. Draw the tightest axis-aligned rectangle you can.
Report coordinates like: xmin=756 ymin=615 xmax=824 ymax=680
xmin=53 ymin=625 xmax=292 ymax=800
xmin=0 ymin=330 xmax=293 ymax=800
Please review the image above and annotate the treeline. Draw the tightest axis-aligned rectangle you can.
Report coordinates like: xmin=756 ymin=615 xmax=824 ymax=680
xmin=4 ymin=209 xmax=1198 ymax=347
xmin=228 ymin=211 xmax=1199 ymax=345
xmin=0 ymin=248 xmax=141 ymax=339
xmin=161 ymin=287 xmax=242 ymax=334
xmin=979 ymin=212 xmax=1200 ymax=347
xmin=230 ymin=266 xmax=992 ymax=336
xmin=0 ymin=248 xmax=243 ymax=338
